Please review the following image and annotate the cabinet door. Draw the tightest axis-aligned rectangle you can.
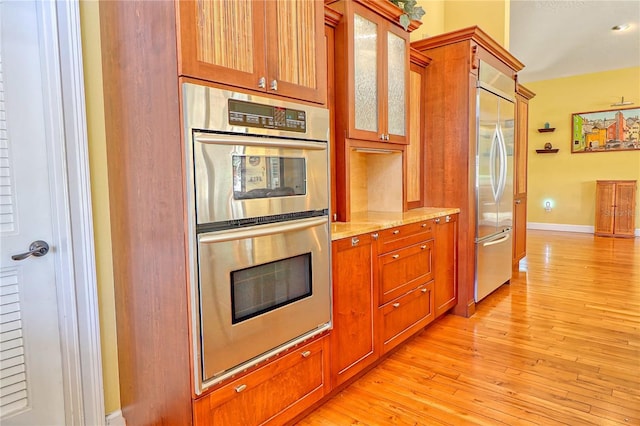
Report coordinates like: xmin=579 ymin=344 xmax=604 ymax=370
xmin=513 ymin=197 xmax=527 ymax=266
xmin=514 ymin=93 xmax=529 ymax=197
xmin=378 ymin=240 xmax=433 ymax=305
xmin=595 ymin=182 xmax=616 ymax=235
xmin=406 ymin=61 xmax=425 ymax=209
xmin=265 ymin=0 xmax=327 ymax=104
xmin=384 ymin=24 xmax=409 ymax=143
xmin=613 ymin=181 xmax=637 ymax=237
xmin=434 ymin=214 xmax=458 ymax=318
xmin=331 ymin=234 xmax=378 ymax=387
xmin=193 ymin=337 xmax=329 ymax=426
xmin=177 ymin=0 xmax=267 ymax=91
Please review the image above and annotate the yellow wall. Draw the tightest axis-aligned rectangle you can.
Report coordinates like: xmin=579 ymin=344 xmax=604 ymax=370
xmin=526 ymin=67 xmax=640 ymax=229
xmin=411 ymin=0 xmax=508 ymax=47
xmin=78 ymin=1 xmax=120 ymax=414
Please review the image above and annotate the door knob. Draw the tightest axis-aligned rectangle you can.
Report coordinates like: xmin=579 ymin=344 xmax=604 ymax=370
xmin=11 ymin=240 xmax=50 ymax=261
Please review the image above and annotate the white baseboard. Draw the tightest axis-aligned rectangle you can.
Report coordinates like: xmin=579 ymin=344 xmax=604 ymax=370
xmin=106 ymin=410 xmax=126 ymax=426
xmin=527 ymin=222 xmax=640 ymax=236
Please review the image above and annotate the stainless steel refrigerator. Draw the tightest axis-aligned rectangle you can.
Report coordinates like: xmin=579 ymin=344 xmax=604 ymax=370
xmin=474 ymin=61 xmax=515 ymax=302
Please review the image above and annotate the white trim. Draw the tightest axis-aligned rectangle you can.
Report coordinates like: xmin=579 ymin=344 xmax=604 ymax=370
xmin=527 ymin=222 xmax=640 ymax=237
xmin=38 ymin=1 xmax=104 ymax=425
xmin=106 ymin=410 xmax=127 ymax=426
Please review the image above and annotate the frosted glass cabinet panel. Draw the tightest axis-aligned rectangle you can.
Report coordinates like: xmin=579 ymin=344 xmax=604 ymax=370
xmin=387 ymin=31 xmax=406 ymax=137
xmin=354 ymin=14 xmax=378 ymax=133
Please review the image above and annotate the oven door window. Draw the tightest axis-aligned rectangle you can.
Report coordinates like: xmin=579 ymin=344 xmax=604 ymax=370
xmin=231 ymin=253 xmax=312 ymax=324
xmin=232 ymin=155 xmax=306 ymax=199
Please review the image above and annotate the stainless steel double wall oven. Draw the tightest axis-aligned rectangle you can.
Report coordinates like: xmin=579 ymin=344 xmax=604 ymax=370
xmin=183 ymin=83 xmax=331 ymax=393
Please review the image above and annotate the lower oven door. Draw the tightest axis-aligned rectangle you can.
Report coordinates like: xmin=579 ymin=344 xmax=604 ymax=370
xmin=196 ymin=216 xmax=331 ymax=391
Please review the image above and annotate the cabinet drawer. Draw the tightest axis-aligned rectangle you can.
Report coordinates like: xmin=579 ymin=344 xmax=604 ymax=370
xmin=376 ymin=221 xmax=433 ymax=254
xmin=379 ymin=239 xmax=433 ymax=304
xmin=193 ymin=337 xmax=329 ymax=426
xmin=379 ymin=281 xmax=434 ymax=353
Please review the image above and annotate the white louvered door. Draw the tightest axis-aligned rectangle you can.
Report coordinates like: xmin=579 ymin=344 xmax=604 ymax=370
xmin=0 ymin=1 xmax=66 ymax=424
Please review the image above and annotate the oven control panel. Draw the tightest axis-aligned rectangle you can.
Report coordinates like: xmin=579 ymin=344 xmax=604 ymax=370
xmin=228 ymin=99 xmax=306 ymax=133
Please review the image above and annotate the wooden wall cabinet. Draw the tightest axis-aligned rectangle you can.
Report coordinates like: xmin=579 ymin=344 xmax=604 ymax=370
xmin=177 ymin=0 xmax=327 ymax=104
xmin=433 ymin=214 xmax=458 ymax=318
xmin=412 ymin=27 xmax=524 ymax=317
xmin=406 ymin=48 xmax=431 ymax=210
xmin=193 ymin=336 xmax=330 ymax=426
xmin=513 ymin=84 xmax=535 ymax=267
xmin=595 ymin=180 xmax=637 ymax=238
xmin=330 ymin=233 xmax=378 ymax=387
xmin=331 ymin=0 xmax=413 ymax=144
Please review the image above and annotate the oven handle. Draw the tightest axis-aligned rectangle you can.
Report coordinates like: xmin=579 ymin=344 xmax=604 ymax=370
xmin=198 ymin=217 xmax=328 ymax=244
xmin=194 ymin=133 xmax=327 ymax=151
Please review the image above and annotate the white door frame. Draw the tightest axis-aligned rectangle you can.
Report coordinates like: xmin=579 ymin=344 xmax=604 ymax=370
xmin=37 ymin=1 xmax=104 ymax=424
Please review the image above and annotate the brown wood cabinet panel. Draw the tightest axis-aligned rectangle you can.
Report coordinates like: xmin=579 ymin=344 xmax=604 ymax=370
xmin=513 ymin=197 xmax=527 ymax=267
xmin=375 ymin=221 xmax=433 ymax=253
xmin=193 ymin=337 xmax=330 ymax=425
xmin=99 ymin=1 xmax=192 ymax=424
xmin=434 ymin=214 xmax=458 ymax=317
xmin=595 ymin=180 xmax=637 ymax=238
xmin=407 ymin=59 xmax=426 ymax=209
xmin=177 ymin=0 xmax=327 ymax=104
xmin=378 ymin=240 xmax=434 ymax=305
xmin=379 ymin=281 xmax=434 ymax=354
xmin=331 ymin=234 xmax=378 ymax=387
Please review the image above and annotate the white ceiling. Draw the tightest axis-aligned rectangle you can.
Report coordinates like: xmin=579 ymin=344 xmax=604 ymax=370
xmin=509 ymin=0 xmax=640 ymax=84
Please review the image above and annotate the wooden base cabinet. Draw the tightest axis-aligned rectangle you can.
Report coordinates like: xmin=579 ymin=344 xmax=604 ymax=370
xmin=595 ymin=180 xmax=637 ymax=238
xmin=513 ymin=197 xmax=527 ymax=266
xmin=193 ymin=337 xmax=330 ymax=426
xmin=434 ymin=214 xmax=458 ymax=318
xmin=330 ymin=234 xmax=378 ymax=387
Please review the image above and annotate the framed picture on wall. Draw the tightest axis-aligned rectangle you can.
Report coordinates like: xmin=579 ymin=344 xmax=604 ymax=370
xmin=571 ymin=106 xmax=640 ymax=153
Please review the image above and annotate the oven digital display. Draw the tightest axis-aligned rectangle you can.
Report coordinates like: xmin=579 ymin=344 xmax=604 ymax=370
xmin=228 ymin=99 xmax=306 ymax=132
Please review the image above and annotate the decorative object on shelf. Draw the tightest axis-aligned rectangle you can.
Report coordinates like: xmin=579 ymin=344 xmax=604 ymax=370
xmin=537 ymin=124 xmax=555 ymax=133
xmin=611 ymin=96 xmax=633 ymax=107
xmin=388 ymin=0 xmax=425 ymax=30
xmin=571 ymin=106 xmax=640 ymax=153
xmin=536 ymin=143 xmax=559 ymax=154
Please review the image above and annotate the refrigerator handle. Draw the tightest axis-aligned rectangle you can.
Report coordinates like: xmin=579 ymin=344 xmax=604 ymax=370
xmin=489 ymin=124 xmax=500 ymax=201
xmin=482 ymin=233 xmax=510 ymax=247
xmin=496 ymin=124 xmax=508 ymax=203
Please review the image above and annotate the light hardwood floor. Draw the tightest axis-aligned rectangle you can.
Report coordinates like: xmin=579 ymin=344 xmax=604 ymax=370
xmin=298 ymin=230 xmax=640 ymax=425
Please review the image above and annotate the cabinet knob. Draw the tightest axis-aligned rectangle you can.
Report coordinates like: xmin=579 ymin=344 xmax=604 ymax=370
xmin=372 ymin=232 xmax=379 ymax=240
xmin=445 ymin=215 xmax=451 ymax=223
xmin=270 ymin=79 xmax=278 ymax=91
xmin=421 ymin=223 xmax=427 ymax=228
xmin=421 ymin=288 xmax=427 ymax=293
xmin=384 ymin=134 xmax=390 ymax=141
xmin=351 ymin=237 xmax=360 ymax=247
xmin=392 ymin=254 xmax=400 ymax=259
xmin=235 ymin=384 xmax=247 ymax=393
xmin=258 ymin=77 xmax=266 ymax=89
xmin=434 ymin=218 xmax=441 ymax=224
xmin=420 ymin=245 xmax=427 ymax=250
xmin=301 ymin=350 xmax=311 ymax=358
xmin=515 ymin=199 xmax=521 ymax=205
xmin=392 ymin=303 xmax=400 ymax=308
xmin=392 ymin=230 xmax=400 ymax=235
xmin=379 ymin=134 xmax=385 ymax=140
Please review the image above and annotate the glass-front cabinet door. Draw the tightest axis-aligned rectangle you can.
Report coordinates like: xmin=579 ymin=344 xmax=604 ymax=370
xmin=347 ymin=4 xmax=409 ymax=144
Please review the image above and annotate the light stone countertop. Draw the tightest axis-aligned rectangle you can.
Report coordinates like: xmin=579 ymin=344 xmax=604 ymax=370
xmin=331 ymin=207 xmax=461 ymax=240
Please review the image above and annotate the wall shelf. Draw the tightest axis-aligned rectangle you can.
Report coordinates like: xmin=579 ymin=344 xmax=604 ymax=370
xmin=537 ymin=128 xmax=555 ymax=133
xmin=536 ymin=148 xmax=559 ymax=154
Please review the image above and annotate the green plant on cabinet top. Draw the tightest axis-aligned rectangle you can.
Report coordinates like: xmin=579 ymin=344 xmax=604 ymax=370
xmin=388 ymin=0 xmax=425 ymax=30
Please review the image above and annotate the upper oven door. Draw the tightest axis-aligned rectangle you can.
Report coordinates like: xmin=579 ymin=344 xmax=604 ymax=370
xmin=192 ymin=132 xmax=328 ymax=224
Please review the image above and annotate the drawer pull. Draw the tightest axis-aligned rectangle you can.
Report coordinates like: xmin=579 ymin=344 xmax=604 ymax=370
xmin=421 ymin=245 xmax=427 ymax=250
xmin=392 ymin=254 xmax=400 ymax=259
xmin=235 ymin=384 xmax=247 ymax=393
xmin=301 ymin=350 xmax=311 ymax=358
xmin=372 ymin=232 xmax=379 ymax=240
xmin=351 ymin=237 xmax=359 ymax=246
xmin=445 ymin=215 xmax=451 ymax=223
xmin=392 ymin=230 xmax=400 ymax=235
xmin=421 ymin=223 xmax=427 ymax=228
xmin=392 ymin=303 xmax=400 ymax=308
xmin=421 ymin=288 xmax=427 ymax=293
